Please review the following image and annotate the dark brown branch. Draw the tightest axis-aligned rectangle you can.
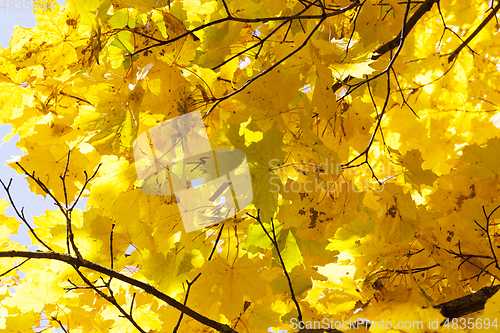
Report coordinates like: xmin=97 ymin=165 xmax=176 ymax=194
xmin=298 ymin=285 xmax=500 ymax=332
xmin=110 ymin=223 xmax=115 ymax=271
xmin=209 ymin=224 xmax=224 ymax=261
xmin=2 ymin=248 xmax=500 ymax=332
xmin=372 ymin=0 xmax=439 ymax=60
xmin=0 ymin=251 xmax=237 ymax=333
xmin=435 ymin=285 xmax=500 ymax=320
xmin=51 ymin=316 xmax=69 ymax=333
xmin=448 ymin=0 xmax=500 ymax=62
xmin=221 ymin=0 xmax=231 ymax=17
xmin=173 ymin=273 xmax=201 ymax=333
xmin=0 ymin=258 xmax=30 ymax=278
xmin=130 ymin=292 xmax=136 ymax=317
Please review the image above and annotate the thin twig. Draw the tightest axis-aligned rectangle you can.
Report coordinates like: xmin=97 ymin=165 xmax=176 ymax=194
xmin=341 ymin=0 xmax=414 ymax=181
xmin=0 ymin=258 xmax=30 ymax=278
xmin=247 ymin=211 xmax=303 ymax=322
xmin=51 ymin=316 xmax=69 ymax=333
xmin=475 ymin=205 xmax=500 ymax=270
xmin=173 ymin=274 xmax=202 ymax=333
xmin=341 ymin=0 xmax=366 ymax=62
xmin=60 ymin=151 xmax=71 ymax=209
xmin=110 ymin=223 xmax=115 ymax=271
xmin=0 ymin=179 xmax=53 ymax=251
xmin=71 ymin=264 xmax=147 ymax=333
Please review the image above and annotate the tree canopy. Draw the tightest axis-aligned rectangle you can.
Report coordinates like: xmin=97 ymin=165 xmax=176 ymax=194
xmin=1 ymin=0 xmax=500 ymax=332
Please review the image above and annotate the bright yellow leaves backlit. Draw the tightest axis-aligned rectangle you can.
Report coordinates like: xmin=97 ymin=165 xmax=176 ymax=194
xmin=0 ymin=0 xmax=500 ymax=332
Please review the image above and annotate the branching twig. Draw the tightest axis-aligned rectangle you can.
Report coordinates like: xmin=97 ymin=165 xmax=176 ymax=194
xmin=71 ymin=264 xmax=147 ymax=333
xmin=340 ymin=0 xmax=413 ymax=181
xmin=341 ymin=69 xmax=391 ymax=183
xmin=70 ymin=164 xmax=102 ymax=211
xmin=295 ymin=284 xmax=500 ymax=332
xmin=474 ymin=205 xmax=500 ymax=270
xmin=436 ymin=2 xmax=477 ymax=57
xmin=341 ymin=0 xmax=366 ymax=62
xmin=174 ymin=225 xmax=223 ymax=332
xmin=173 ymin=273 xmax=201 ymax=333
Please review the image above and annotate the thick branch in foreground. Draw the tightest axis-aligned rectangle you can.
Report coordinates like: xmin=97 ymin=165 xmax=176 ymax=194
xmin=435 ymin=285 xmax=500 ymax=320
xmin=296 ymin=285 xmax=500 ymax=333
xmin=372 ymin=0 xmax=439 ymax=60
xmin=0 ymin=250 xmax=236 ymax=333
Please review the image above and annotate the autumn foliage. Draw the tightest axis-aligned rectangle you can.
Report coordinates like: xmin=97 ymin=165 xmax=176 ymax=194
xmin=1 ymin=0 xmax=500 ymax=332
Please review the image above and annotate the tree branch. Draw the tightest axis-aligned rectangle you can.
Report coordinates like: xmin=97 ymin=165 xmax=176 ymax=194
xmin=127 ymin=0 xmax=360 ymax=57
xmin=248 ymin=212 xmax=303 ymax=322
xmin=448 ymin=0 xmax=500 ymax=62
xmin=296 ymin=285 xmax=500 ymax=332
xmin=0 ymin=250 xmax=237 ymax=333
xmin=0 ymin=178 xmax=53 ymax=252
xmin=372 ymin=0 xmax=439 ymax=60
xmin=205 ymin=10 xmax=328 ymax=118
